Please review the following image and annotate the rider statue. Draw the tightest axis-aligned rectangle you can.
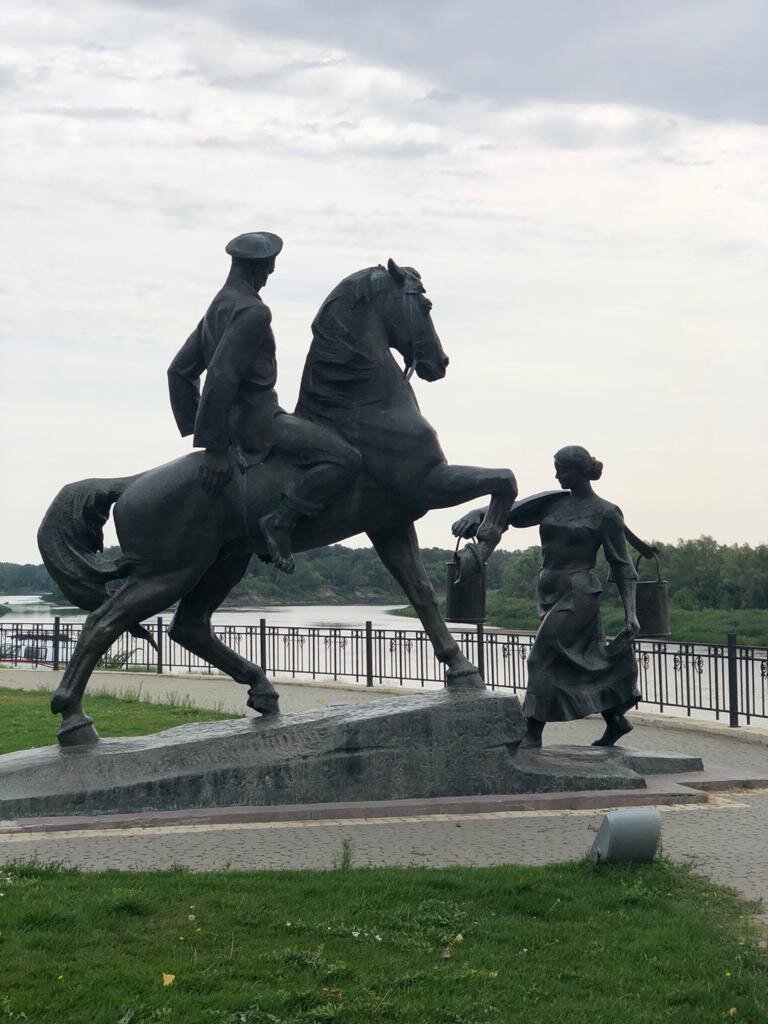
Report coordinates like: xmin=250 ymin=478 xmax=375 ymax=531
xmin=167 ymin=232 xmax=362 ymax=573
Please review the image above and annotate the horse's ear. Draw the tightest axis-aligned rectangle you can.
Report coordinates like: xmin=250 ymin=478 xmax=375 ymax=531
xmin=387 ymin=258 xmax=406 ymax=285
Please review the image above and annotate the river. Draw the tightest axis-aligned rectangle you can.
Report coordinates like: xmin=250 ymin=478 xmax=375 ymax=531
xmin=0 ymin=595 xmax=416 ymax=630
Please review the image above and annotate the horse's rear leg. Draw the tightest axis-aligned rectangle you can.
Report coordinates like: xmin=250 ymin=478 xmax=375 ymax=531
xmin=367 ymin=523 xmax=483 ymax=689
xmin=169 ymin=546 xmax=279 ymax=715
xmin=51 ymin=568 xmax=201 ymax=746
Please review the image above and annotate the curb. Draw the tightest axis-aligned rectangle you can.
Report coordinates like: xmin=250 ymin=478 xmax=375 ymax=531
xmin=626 ymin=711 xmax=768 ymax=747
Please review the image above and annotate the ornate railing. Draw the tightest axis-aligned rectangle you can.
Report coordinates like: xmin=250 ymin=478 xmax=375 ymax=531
xmin=1 ymin=618 xmax=766 ymax=726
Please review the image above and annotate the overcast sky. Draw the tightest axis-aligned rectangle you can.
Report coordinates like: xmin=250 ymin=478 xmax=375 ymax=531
xmin=1 ymin=0 xmax=766 ymax=564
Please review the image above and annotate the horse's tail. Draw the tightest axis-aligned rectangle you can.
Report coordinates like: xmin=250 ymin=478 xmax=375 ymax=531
xmin=37 ymin=475 xmax=157 ymax=649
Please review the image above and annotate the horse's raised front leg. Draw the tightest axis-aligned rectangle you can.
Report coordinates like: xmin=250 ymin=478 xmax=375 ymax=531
xmin=413 ymin=463 xmax=517 ymax=572
xmin=367 ymin=522 xmax=483 ymax=689
xmin=169 ymin=545 xmax=279 ymax=715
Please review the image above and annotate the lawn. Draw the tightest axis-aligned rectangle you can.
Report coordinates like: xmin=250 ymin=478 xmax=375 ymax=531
xmin=0 ymin=859 xmax=765 ymax=1024
xmin=0 ymin=687 xmax=238 ymax=756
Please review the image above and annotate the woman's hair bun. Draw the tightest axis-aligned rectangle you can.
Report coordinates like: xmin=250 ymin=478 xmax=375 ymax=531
xmin=554 ymin=445 xmax=604 ymax=480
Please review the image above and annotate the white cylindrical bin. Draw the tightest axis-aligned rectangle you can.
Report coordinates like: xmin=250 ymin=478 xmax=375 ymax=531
xmin=589 ymin=809 xmax=662 ymax=864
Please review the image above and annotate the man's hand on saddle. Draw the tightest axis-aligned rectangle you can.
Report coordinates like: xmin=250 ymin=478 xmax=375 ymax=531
xmin=198 ymin=449 xmax=233 ymax=497
xmin=451 ymin=507 xmax=486 ymax=540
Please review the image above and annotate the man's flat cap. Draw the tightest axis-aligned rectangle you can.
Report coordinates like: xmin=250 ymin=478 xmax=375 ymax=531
xmin=225 ymin=231 xmax=283 ymax=260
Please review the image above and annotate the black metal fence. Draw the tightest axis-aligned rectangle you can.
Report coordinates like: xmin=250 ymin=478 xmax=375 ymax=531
xmin=1 ymin=618 xmax=766 ymax=727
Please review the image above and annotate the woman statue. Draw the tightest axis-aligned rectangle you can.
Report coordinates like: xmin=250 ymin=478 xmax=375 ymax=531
xmin=453 ymin=445 xmax=642 ymax=748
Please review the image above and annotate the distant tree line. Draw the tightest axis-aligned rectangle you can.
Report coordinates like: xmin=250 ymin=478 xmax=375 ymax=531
xmin=230 ymin=545 xmax=515 ymax=605
xmin=2 ymin=536 xmax=766 ymax=612
xmin=0 ymin=562 xmax=52 ymax=595
xmin=486 ymin=536 xmax=768 ymax=645
xmin=495 ymin=536 xmax=768 ymax=611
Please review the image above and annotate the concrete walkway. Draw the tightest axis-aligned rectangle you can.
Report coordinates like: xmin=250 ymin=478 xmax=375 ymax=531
xmin=1 ymin=668 xmax=767 ymax=916
xmin=0 ymin=666 xmax=423 ymax=715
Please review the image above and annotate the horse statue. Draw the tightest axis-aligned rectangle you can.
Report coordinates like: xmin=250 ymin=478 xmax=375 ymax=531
xmin=38 ymin=259 xmax=518 ymax=745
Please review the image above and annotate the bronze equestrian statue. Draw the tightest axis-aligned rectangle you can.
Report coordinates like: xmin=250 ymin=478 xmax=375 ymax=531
xmin=38 ymin=243 xmax=518 ymax=745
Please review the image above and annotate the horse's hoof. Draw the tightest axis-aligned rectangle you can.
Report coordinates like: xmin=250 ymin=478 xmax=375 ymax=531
xmin=445 ymin=666 xmax=485 ymax=690
xmin=58 ymin=713 xmax=100 ymax=747
xmin=455 ymin=545 xmax=484 ymax=582
xmin=247 ymin=686 xmax=280 ymax=715
xmin=51 ymin=691 xmax=70 ymax=715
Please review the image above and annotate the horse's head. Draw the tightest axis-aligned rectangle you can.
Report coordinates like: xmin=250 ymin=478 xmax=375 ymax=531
xmin=383 ymin=259 xmax=449 ymax=382
xmin=302 ymin=263 xmax=451 ymax=420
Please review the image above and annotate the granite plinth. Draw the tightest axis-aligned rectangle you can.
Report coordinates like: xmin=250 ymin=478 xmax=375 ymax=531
xmin=543 ymin=745 xmax=704 ymax=776
xmin=0 ymin=692 xmax=703 ymax=819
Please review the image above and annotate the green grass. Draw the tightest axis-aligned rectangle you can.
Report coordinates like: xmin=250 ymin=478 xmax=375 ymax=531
xmin=640 ymin=607 xmax=768 ymax=647
xmin=0 ymin=687 xmax=239 ymax=756
xmin=0 ymin=859 xmax=765 ymax=1023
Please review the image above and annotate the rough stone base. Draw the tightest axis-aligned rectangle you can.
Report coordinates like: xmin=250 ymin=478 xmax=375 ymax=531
xmin=0 ymin=691 xmax=704 ymax=818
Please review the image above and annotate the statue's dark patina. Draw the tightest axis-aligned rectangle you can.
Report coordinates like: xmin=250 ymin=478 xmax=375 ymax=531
xmin=168 ymin=232 xmax=363 ymax=574
xmin=453 ymin=446 xmax=646 ymax=748
xmin=39 ymin=253 xmax=517 ymax=745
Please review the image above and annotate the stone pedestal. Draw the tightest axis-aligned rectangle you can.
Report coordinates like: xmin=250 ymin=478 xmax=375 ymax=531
xmin=0 ymin=691 xmax=703 ymax=819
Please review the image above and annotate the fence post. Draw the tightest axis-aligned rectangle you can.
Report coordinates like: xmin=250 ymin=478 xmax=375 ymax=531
xmin=52 ymin=615 xmax=60 ymax=672
xmin=476 ymin=622 xmax=485 ymax=681
xmin=365 ymin=620 xmax=374 ymax=687
xmin=156 ymin=616 xmax=164 ymax=674
xmin=260 ymin=618 xmax=268 ymax=672
xmin=727 ymin=632 xmax=739 ymax=728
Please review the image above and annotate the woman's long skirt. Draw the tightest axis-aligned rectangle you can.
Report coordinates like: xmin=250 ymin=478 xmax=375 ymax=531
xmin=522 ymin=571 xmax=640 ymax=723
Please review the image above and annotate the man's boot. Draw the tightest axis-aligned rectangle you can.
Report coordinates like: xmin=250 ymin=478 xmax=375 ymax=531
xmin=258 ymin=493 xmax=321 ymax=574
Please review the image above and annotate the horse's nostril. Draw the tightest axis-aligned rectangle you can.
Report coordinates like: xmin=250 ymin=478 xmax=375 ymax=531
xmin=443 ymin=355 xmax=450 ymax=367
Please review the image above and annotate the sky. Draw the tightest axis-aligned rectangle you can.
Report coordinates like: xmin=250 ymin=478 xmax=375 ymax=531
xmin=1 ymin=0 xmax=766 ymax=564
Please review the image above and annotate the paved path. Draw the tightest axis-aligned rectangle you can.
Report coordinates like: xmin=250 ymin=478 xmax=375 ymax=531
xmin=0 ymin=666 xmax=420 ymax=715
xmin=1 ymin=669 xmax=766 ymax=915
xmin=2 ymin=792 xmax=767 ymax=912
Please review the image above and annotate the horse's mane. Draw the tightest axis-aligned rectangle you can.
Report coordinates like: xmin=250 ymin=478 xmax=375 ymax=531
xmin=312 ymin=264 xmax=422 ymax=328
xmin=299 ymin=263 xmax=422 ymax=417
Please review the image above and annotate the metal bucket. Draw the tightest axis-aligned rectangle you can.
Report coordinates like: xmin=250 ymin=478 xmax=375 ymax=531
xmin=445 ymin=540 xmax=486 ymax=624
xmin=635 ymin=555 xmax=671 ymax=638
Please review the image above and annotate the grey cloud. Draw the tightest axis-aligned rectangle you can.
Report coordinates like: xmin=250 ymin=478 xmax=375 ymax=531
xmin=0 ymin=65 xmax=18 ymax=91
xmin=192 ymin=134 xmax=447 ymax=160
xmin=520 ymin=112 xmax=679 ymax=152
xmin=345 ymin=138 xmax=447 ymax=158
xmin=31 ymin=105 xmax=188 ymax=121
xmin=424 ymin=89 xmax=461 ymax=105
xmin=196 ymin=55 xmax=344 ymax=92
xmin=116 ymin=0 xmax=768 ymax=123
